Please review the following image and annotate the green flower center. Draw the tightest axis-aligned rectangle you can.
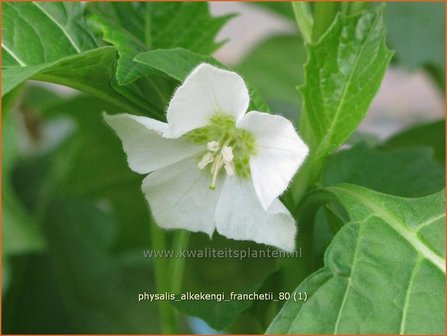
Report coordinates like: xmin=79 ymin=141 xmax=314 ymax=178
xmin=185 ymin=114 xmax=257 ymax=189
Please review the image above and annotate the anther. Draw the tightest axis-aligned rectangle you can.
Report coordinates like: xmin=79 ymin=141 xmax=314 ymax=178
xmin=197 ymin=153 xmax=214 ymax=170
xmin=207 ymin=141 xmax=220 ymax=152
xmin=224 ymin=161 xmax=235 ymax=176
xmin=222 ymin=146 xmax=234 ymax=162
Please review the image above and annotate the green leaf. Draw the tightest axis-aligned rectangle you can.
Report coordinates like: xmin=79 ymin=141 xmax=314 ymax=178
xmin=88 ymin=2 xmax=231 ymax=55
xmin=383 ymin=120 xmax=446 ymax=165
xmin=87 ymin=2 xmax=232 ymax=85
xmin=2 ymin=2 xmax=164 ymax=118
xmin=268 ymin=185 xmax=445 ymax=334
xmin=135 ymin=48 xmax=269 ymax=112
xmin=136 ymin=48 xmax=218 ymax=80
xmin=321 ymin=143 xmax=445 ymax=197
xmin=387 ymin=2 xmax=445 ymax=71
xmin=3 ymin=47 xmax=163 ymax=118
xmin=2 ymin=2 xmax=96 ymax=66
xmin=88 ymin=14 xmax=150 ymax=85
xmin=86 ymin=2 xmax=146 ymax=42
xmin=148 ymin=2 xmax=232 ymax=54
xmin=237 ymin=35 xmax=306 ymax=123
xmin=301 ymin=8 xmax=393 ymax=157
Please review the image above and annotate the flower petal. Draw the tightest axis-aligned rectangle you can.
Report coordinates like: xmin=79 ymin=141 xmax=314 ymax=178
xmin=104 ymin=113 xmax=201 ymax=174
xmin=142 ymin=158 xmax=223 ymax=236
xmin=237 ymin=111 xmax=308 ymax=210
xmin=215 ymin=177 xmax=296 ymax=252
xmin=166 ymin=63 xmax=249 ymax=138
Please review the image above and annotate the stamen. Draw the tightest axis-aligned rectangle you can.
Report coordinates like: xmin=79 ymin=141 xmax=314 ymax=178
xmin=224 ymin=161 xmax=235 ymax=176
xmin=222 ymin=146 xmax=234 ymax=162
xmin=207 ymin=141 xmax=220 ymax=152
xmin=209 ymin=155 xmax=223 ymax=190
xmin=188 ymin=114 xmax=256 ymax=181
xmin=197 ymin=153 xmax=214 ymax=170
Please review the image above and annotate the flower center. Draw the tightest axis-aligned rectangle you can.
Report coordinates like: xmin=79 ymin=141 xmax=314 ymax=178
xmin=186 ymin=114 xmax=256 ymax=190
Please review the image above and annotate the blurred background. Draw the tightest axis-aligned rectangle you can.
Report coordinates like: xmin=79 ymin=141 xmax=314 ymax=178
xmin=211 ymin=2 xmax=444 ymax=138
xmin=2 ymin=2 xmax=445 ymax=334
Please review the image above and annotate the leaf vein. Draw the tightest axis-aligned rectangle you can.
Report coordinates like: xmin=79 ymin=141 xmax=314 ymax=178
xmin=1 ymin=42 xmax=26 ymax=66
xmin=399 ymin=256 xmax=422 ymax=333
xmin=32 ymin=2 xmax=81 ymax=53
xmin=332 ymin=186 xmax=445 ymax=274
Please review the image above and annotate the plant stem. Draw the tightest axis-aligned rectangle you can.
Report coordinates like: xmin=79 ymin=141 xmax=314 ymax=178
xmin=291 ymin=2 xmax=313 ymax=44
xmin=291 ymin=151 xmax=325 ymax=204
xmin=144 ymin=4 xmax=152 ymax=49
xmin=170 ymin=230 xmax=190 ymax=293
xmin=293 ymin=2 xmax=340 ymax=204
xmin=150 ymin=223 xmax=177 ymax=333
xmin=312 ymin=2 xmax=338 ymax=42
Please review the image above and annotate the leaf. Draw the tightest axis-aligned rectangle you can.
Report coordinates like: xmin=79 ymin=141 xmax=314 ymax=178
xmin=88 ymin=2 xmax=231 ymax=55
xmin=268 ymin=185 xmax=445 ymax=334
xmin=2 ymin=47 xmax=164 ymax=118
xmin=135 ymin=48 xmax=270 ymax=112
xmin=87 ymin=10 xmax=154 ymax=85
xmin=321 ymin=143 xmax=445 ymax=197
xmin=87 ymin=2 xmax=232 ymax=85
xmin=86 ymin=2 xmax=146 ymax=42
xmin=383 ymin=120 xmax=445 ymax=165
xmin=300 ymin=8 xmax=393 ymax=157
xmin=237 ymin=35 xmax=306 ymax=123
xmin=149 ymin=2 xmax=232 ymax=54
xmin=2 ymin=2 xmax=96 ymax=66
xmin=2 ymin=3 xmax=164 ymax=119
xmin=387 ymin=2 xmax=445 ymax=71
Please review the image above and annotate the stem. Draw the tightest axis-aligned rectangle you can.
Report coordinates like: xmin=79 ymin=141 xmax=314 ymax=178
xmin=170 ymin=230 xmax=190 ymax=293
xmin=144 ymin=4 xmax=152 ymax=49
xmin=150 ymin=224 xmax=177 ymax=333
xmin=291 ymin=2 xmax=313 ymax=44
xmin=291 ymin=152 xmax=325 ymax=204
xmin=312 ymin=2 xmax=338 ymax=42
xmin=293 ymin=2 xmax=340 ymax=204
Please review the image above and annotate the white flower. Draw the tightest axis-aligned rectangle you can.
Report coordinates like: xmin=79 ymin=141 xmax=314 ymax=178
xmin=104 ymin=63 xmax=308 ymax=252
